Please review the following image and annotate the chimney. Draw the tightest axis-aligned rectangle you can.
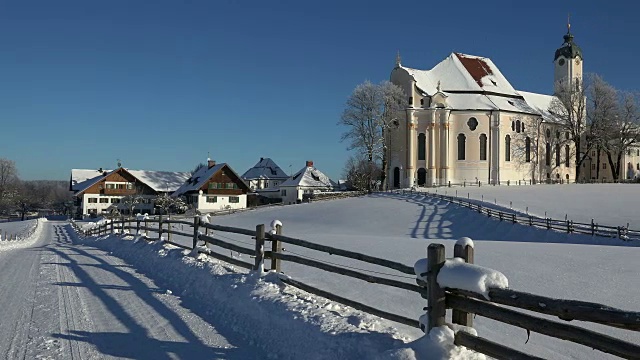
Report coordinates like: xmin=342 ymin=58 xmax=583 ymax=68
xmin=208 ymin=158 xmax=216 ymax=168
xmin=98 ymin=167 xmax=103 ymax=172
xmin=306 ymin=160 xmax=314 ymax=168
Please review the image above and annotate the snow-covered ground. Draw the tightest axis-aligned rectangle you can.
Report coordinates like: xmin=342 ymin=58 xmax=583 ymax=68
xmin=420 ymin=183 xmax=640 ymax=229
xmin=3 ymin=190 xmax=639 ymax=359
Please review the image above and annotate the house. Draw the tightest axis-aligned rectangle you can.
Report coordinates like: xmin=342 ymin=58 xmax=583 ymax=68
xmin=242 ymin=157 xmax=289 ymax=190
xmin=279 ymin=161 xmax=336 ymax=204
xmin=389 ymin=25 xmax=582 ymax=186
xmin=172 ymin=159 xmax=251 ymax=213
xmin=70 ymin=167 xmax=191 ymax=218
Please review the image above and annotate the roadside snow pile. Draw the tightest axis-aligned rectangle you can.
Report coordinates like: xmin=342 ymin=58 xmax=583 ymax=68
xmin=381 ymin=326 xmax=485 ymax=360
xmin=78 ymin=217 xmax=111 ymax=231
xmin=0 ymin=218 xmax=45 ymax=251
xmin=79 ymin=233 xmax=415 ymax=359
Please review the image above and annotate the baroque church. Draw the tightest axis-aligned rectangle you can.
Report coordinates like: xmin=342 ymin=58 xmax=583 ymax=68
xmin=389 ymin=25 xmax=583 ymax=188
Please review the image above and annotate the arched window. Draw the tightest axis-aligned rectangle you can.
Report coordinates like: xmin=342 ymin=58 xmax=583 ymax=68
xmin=565 ymin=145 xmax=570 ymax=166
xmin=479 ymin=134 xmax=487 ymax=161
xmin=516 ymin=120 xmax=521 ymax=133
xmin=505 ymin=135 xmax=511 ymax=161
xmin=546 ymin=143 xmax=551 ymax=166
xmin=525 ymin=137 xmax=531 ymax=162
xmin=418 ymin=133 xmax=426 ymax=160
xmin=511 ymin=121 xmax=515 ymax=131
xmin=409 ymin=97 xmax=413 ymax=105
xmin=458 ymin=134 xmax=466 ymax=160
xmin=556 ymin=144 xmax=561 ymax=166
xmin=546 ymin=129 xmax=551 ymax=138
xmin=417 ymin=168 xmax=427 ymax=186
xmin=522 ymin=123 xmax=526 ymax=132
xmin=420 ymin=98 xmax=424 ymax=106
xmin=556 ymin=130 xmax=560 ymax=139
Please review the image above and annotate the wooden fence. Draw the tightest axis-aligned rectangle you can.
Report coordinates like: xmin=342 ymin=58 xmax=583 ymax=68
xmin=421 ymin=242 xmax=640 ymax=360
xmin=78 ymin=217 xmax=640 ymax=359
xmin=399 ymin=189 xmax=640 ymax=241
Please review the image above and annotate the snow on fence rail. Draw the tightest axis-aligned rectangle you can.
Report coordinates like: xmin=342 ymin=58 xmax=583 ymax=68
xmin=398 ymin=188 xmax=639 ymax=241
xmin=417 ymin=242 xmax=640 ymax=360
xmin=76 ymin=218 xmax=640 ymax=359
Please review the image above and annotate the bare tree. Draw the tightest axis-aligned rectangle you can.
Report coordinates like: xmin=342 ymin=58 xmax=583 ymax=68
xmin=342 ymin=155 xmax=380 ymax=191
xmin=549 ymin=77 xmax=589 ymax=180
xmin=0 ymin=158 xmax=18 ymax=214
xmin=339 ymin=81 xmax=406 ymax=191
xmin=122 ymin=194 xmax=144 ymax=216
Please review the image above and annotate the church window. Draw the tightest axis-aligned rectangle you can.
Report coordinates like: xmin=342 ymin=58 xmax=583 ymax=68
xmin=628 ymin=149 xmax=632 ymax=156
xmin=558 ymin=58 xmax=565 ymax=66
xmin=546 ymin=143 xmax=551 ymax=166
xmin=637 ymin=163 xmax=639 ymax=170
xmin=418 ymin=133 xmax=426 ymax=160
xmin=467 ymin=117 xmax=478 ymax=131
xmin=479 ymin=134 xmax=487 ymax=161
xmin=420 ymin=98 xmax=424 ymax=106
xmin=565 ymin=145 xmax=570 ymax=167
xmin=602 ymin=163 xmax=606 ymax=169
xmin=525 ymin=137 xmax=531 ymax=162
xmin=516 ymin=120 xmax=521 ymax=133
xmin=591 ymin=150 xmax=596 ymax=157
xmin=505 ymin=135 xmax=511 ymax=161
xmin=637 ymin=150 xmax=639 ymax=156
xmin=592 ymin=164 xmax=596 ymax=170
xmin=556 ymin=130 xmax=560 ymax=139
xmin=511 ymin=121 xmax=515 ymax=131
xmin=457 ymin=134 xmax=466 ymax=161
xmin=555 ymin=145 xmax=561 ymax=166
xmin=409 ymin=97 xmax=413 ymax=105
xmin=522 ymin=123 xmax=525 ymax=132
xmin=546 ymin=129 xmax=551 ymax=138
xmin=565 ymin=132 xmax=569 ymax=140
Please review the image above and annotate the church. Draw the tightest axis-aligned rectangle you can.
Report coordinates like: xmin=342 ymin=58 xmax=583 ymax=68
xmin=389 ymin=26 xmax=582 ymax=187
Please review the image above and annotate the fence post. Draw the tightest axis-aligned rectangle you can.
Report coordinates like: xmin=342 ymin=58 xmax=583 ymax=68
xmin=158 ymin=214 xmax=163 ymax=240
xmin=145 ymin=219 xmax=149 ymax=237
xmin=546 ymin=218 xmax=551 ymax=230
xmin=271 ymin=225 xmax=282 ymax=272
xmin=192 ymin=215 xmax=200 ymax=250
xmin=453 ymin=241 xmax=474 ymax=327
xmin=591 ymin=219 xmax=595 ymax=236
xmin=566 ymin=220 xmax=570 ymax=233
xmin=254 ymin=224 xmax=265 ymax=272
xmin=617 ymin=226 xmax=621 ymax=239
xmin=110 ymin=219 xmax=114 ymax=234
xmin=167 ymin=219 xmax=172 ymax=242
xmin=512 ymin=214 xmax=516 ymax=224
xmin=136 ymin=220 xmax=140 ymax=235
xmin=427 ymin=244 xmax=446 ymax=332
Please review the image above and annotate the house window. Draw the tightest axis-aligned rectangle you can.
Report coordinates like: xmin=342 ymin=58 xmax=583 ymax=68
xmin=546 ymin=143 xmax=551 ymax=166
xmin=281 ymin=189 xmax=287 ymax=196
xmin=457 ymin=134 xmax=466 ymax=160
xmin=100 ymin=198 xmax=109 ymax=203
xmin=208 ymin=182 xmax=217 ymax=189
xmin=479 ymin=134 xmax=487 ymax=161
xmin=525 ymin=137 xmax=531 ymax=162
xmin=229 ymin=196 xmax=240 ymax=203
xmin=111 ymin=198 xmax=120 ymax=203
xmin=591 ymin=151 xmax=596 ymax=157
xmin=126 ymin=183 xmax=133 ymax=190
xmin=591 ymin=164 xmax=596 ymax=170
xmin=206 ymin=196 xmax=217 ymax=203
xmin=505 ymin=135 xmax=511 ymax=161
xmin=273 ymin=182 xmax=278 ymax=187
xmin=555 ymin=144 xmax=560 ymax=167
xmin=88 ymin=198 xmax=97 ymax=203
xmin=602 ymin=163 xmax=607 ymax=169
xmin=546 ymin=129 xmax=551 ymax=138
xmin=226 ymin=183 xmax=234 ymax=189
xmin=418 ymin=133 xmax=426 ymax=160
xmin=106 ymin=184 xmax=115 ymax=189
xmin=565 ymin=145 xmax=570 ymax=167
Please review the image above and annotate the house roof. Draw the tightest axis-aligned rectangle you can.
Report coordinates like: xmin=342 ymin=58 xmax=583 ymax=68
xmin=172 ymin=163 xmax=249 ymax=197
xmin=280 ymin=165 xmax=336 ymax=189
xmin=396 ymin=52 xmax=564 ymax=121
xmin=70 ymin=168 xmax=190 ymax=195
xmin=242 ymin=158 xmax=289 ymax=180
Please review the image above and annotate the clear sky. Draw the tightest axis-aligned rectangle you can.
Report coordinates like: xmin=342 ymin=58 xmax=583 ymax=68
xmin=1 ymin=0 xmax=638 ymax=181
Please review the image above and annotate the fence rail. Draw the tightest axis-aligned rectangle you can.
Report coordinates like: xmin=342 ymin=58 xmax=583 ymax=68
xmin=77 ymin=216 xmax=640 ymax=359
xmin=399 ymin=189 xmax=638 ymax=241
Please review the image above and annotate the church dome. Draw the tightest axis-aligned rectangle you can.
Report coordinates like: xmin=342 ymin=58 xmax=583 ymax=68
xmin=554 ymin=30 xmax=582 ymax=61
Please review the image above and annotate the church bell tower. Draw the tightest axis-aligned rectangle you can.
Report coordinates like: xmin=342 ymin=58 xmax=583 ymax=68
xmin=554 ymin=20 xmax=583 ymax=92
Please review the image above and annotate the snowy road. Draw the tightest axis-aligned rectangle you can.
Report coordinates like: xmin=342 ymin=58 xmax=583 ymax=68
xmin=0 ymin=221 xmax=256 ymax=359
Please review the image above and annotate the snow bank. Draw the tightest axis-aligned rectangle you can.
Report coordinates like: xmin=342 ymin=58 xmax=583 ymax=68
xmin=438 ymin=259 xmax=508 ymax=299
xmin=0 ymin=218 xmax=45 ymax=251
xmin=380 ymin=326 xmax=485 ymax=360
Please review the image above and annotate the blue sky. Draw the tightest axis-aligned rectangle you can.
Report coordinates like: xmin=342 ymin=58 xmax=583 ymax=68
xmin=1 ymin=0 xmax=638 ymax=181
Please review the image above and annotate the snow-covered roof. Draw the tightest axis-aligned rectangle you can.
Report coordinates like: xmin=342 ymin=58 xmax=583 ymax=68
xmin=397 ymin=52 xmax=565 ymax=119
xmin=172 ymin=163 xmax=248 ymax=197
xmin=280 ymin=165 xmax=336 ymax=189
xmin=70 ymin=168 xmax=191 ymax=194
xmin=242 ymin=158 xmax=289 ymax=180
xmin=127 ymin=170 xmax=191 ymax=192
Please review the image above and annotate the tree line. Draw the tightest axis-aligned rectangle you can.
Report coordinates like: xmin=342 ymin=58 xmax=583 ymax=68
xmin=0 ymin=158 xmax=71 ymax=220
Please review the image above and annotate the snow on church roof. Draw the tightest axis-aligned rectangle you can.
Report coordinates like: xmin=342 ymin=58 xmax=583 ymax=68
xmin=518 ymin=91 xmax=563 ymax=122
xmin=242 ymin=158 xmax=289 ymax=180
xmin=280 ymin=165 xmax=336 ymax=189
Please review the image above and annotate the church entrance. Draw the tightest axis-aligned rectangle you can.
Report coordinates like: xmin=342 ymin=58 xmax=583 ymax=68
xmin=417 ymin=168 xmax=426 ymax=186
xmin=393 ymin=167 xmax=400 ymax=188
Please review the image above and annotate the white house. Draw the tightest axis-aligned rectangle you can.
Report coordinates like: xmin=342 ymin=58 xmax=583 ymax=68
xmin=279 ymin=161 xmax=337 ymax=204
xmin=242 ymin=157 xmax=289 ymax=190
xmin=70 ymin=167 xmax=190 ymax=218
xmin=389 ymin=25 xmax=581 ymax=187
xmin=173 ymin=159 xmax=251 ymax=213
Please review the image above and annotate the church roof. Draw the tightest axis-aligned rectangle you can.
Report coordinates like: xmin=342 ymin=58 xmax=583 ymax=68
xmin=242 ymin=157 xmax=289 ymax=180
xmin=554 ymin=30 xmax=582 ymax=61
xmin=395 ymin=52 xmax=564 ymax=121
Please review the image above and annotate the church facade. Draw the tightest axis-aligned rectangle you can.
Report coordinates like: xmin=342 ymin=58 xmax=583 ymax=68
xmin=389 ymin=27 xmax=582 ymax=187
